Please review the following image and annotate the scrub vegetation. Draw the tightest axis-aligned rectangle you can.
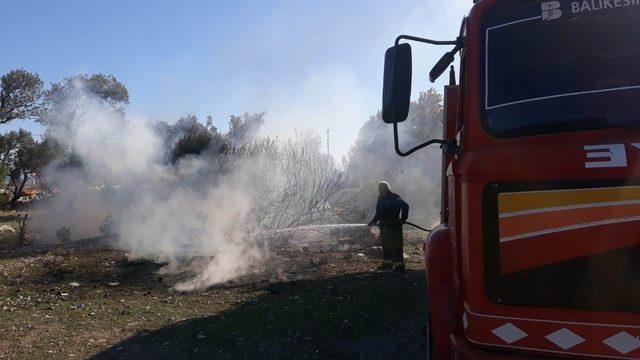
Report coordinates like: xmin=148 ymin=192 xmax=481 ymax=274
xmin=0 ymin=68 xmax=442 ymax=358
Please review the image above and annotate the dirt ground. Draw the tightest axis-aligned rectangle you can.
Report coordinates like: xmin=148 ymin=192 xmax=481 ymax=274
xmin=0 ymin=217 xmax=429 ymax=360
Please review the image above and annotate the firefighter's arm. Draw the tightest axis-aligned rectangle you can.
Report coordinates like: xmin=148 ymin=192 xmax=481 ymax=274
xmin=400 ymin=199 xmax=409 ymax=223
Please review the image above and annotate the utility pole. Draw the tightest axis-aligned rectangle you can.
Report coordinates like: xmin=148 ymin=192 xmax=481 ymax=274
xmin=326 ymin=129 xmax=330 ymax=156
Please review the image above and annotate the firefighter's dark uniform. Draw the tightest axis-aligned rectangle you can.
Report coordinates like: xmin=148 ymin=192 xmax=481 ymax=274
xmin=371 ymin=192 xmax=409 ymax=269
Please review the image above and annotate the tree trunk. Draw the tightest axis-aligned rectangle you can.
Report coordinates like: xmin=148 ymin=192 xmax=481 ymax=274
xmin=8 ymin=172 xmax=29 ymax=208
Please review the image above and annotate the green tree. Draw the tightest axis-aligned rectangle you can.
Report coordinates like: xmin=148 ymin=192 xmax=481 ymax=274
xmin=38 ymin=73 xmax=129 ymax=126
xmin=0 ymin=130 xmax=55 ymax=207
xmin=226 ymin=112 xmax=266 ymax=146
xmin=158 ymin=112 xmax=266 ymax=164
xmin=170 ymin=116 xmax=215 ymax=162
xmin=345 ymin=89 xmax=444 ymax=223
xmin=154 ymin=115 xmax=225 ymax=163
xmin=0 ymin=69 xmax=44 ymax=124
xmin=0 ymin=130 xmax=28 ymax=184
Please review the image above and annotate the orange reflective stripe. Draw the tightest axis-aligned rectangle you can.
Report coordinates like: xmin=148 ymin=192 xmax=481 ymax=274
xmin=498 ymin=186 xmax=640 ymax=214
xmin=499 ymin=203 xmax=640 ymax=238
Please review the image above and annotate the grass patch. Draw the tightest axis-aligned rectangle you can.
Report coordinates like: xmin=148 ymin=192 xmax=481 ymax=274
xmin=1 ymin=239 xmax=428 ymax=359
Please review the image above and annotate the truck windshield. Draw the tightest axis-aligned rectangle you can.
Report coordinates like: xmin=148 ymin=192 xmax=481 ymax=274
xmin=483 ymin=1 xmax=640 ymax=137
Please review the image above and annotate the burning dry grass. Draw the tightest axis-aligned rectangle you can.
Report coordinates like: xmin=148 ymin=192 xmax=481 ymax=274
xmin=0 ymin=222 xmax=428 ymax=359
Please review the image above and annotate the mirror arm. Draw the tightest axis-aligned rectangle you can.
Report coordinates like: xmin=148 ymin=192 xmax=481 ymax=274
xmin=394 ymin=35 xmax=459 ymax=47
xmin=395 ymin=34 xmax=465 ymax=83
xmin=393 ymin=123 xmax=459 ymax=157
xmin=389 ymin=34 xmax=466 ymax=156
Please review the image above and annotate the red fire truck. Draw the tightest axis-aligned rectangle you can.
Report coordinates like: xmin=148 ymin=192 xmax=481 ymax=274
xmin=382 ymin=0 xmax=640 ymax=358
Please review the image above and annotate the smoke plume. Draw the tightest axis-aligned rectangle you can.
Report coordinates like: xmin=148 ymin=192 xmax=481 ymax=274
xmin=31 ymin=82 xmax=268 ymax=290
xmin=28 ymin=80 xmax=444 ymax=290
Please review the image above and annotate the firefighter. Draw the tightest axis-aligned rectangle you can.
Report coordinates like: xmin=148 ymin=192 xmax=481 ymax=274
xmin=368 ymin=181 xmax=409 ymax=272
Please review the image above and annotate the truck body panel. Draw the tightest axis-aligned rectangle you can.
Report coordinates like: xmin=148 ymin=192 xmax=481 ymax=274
xmin=423 ymin=0 xmax=640 ymax=358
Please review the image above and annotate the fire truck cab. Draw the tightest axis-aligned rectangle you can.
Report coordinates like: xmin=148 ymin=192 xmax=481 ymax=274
xmin=382 ymin=0 xmax=640 ymax=358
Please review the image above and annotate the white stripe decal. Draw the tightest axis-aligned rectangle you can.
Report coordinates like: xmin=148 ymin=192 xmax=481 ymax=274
xmin=500 ymin=215 xmax=640 ymax=243
xmin=463 ymin=303 xmax=640 ymax=359
xmin=485 ymin=16 xmax=542 ymax=31
xmin=500 ymin=199 xmax=640 ymax=218
xmin=485 ymin=16 xmax=541 ymax=109
xmin=487 ymin=85 xmax=640 ymax=110
xmin=501 ymin=185 xmax=640 ymax=196
xmin=464 ymin=303 xmax=640 ymax=329
xmin=465 ymin=336 xmax=638 ymax=360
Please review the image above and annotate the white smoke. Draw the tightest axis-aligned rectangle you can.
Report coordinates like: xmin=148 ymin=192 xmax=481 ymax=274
xmin=28 ymin=79 xmax=443 ymax=291
xmin=31 ymin=83 xmax=267 ymax=290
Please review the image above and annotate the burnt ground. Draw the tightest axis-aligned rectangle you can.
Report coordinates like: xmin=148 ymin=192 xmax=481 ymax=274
xmin=0 ymin=224 xmax=429 ymax=360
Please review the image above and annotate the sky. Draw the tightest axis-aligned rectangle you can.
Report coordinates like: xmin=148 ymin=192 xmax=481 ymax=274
xmin=0 ymin=0 xmax=470 ymax=160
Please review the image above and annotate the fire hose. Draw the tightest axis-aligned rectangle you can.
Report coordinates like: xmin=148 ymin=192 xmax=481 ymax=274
xmin=404 ymin=221 xmax=431 ymax=232
xmin=370 ymin=221 xmax=431 ymax=232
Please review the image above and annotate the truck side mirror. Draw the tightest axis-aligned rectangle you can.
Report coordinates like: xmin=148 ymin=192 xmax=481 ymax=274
xmin=382 ymin=43 xmax=412 ymax=124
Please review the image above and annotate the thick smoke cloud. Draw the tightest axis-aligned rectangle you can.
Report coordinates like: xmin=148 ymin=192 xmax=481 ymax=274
xmin=346 ymin=89 xmax=443 ymax=227
xmin=28 ymin=81 xmax=444 ymax=290
xmin=31 ymin=83 xmax=267 ymax=290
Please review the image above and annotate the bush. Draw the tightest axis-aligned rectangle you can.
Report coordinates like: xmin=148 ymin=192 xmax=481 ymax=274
xmin=55 ymin=226 xmax=71 ymax=243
